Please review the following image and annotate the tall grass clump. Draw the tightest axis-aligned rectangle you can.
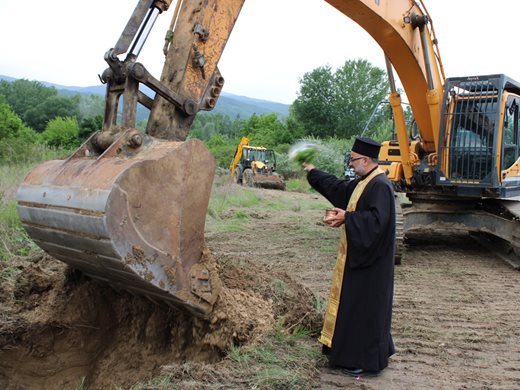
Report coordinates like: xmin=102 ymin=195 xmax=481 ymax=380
xmin=227 ymin=321 xmax=321 ymax=389
xmin=0 ymin=144 xmax=69 ymax=261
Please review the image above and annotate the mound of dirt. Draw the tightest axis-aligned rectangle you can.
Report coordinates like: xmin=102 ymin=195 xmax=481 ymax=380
xmin=0 ymin=245 xmax=319 ymax=389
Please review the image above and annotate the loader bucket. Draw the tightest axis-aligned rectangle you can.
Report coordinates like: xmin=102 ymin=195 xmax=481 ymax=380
xmin=253 ymin=175 xmax=286 ymax=190
xmin=16 ymin=131 xmax=220 ymax=317
xmin=243 ymin=172 xmax=286 ymax=190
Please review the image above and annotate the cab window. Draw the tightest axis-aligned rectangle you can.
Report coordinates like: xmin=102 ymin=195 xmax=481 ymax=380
xmin=502 ymin=96 xmax=519 ymax=169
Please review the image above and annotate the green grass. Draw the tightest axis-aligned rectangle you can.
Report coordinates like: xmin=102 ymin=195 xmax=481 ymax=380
xmin=212 ymin=218 xmax=248 ymax=233
xmin=132 ymin=321 xmax=322 ymax=390
xmin=206 ymin=182 xmax=332 ymax=237
xmin=313 ymin=291 xmax=328 ymax=314
xmin=77 ymin=377 xmax=87 ymax=390
xmin=271 ymin=278 xmax=288 ymax=299
xmin=226 ymin=321 xmax=321 ymax=389
xmin=0 ymin=164 xmax=34 ymax=201
xmin=254 ymin=366 xmax=303 ymax=389
xmin=127 ymin=375 xmax=174 ymax=390
xmin=208 ymin=186 xmax=262 ymax=217
xmin=285 ymin=178 xmax=314 ymax=193
xmin=0 ymin=199 xmax=20 ymax=229
xmin=0 ymin=164 xmax=29 ymax=261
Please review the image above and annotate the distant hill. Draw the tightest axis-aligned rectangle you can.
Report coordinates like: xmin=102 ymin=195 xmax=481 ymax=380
xmin=0 ymin=75 xmax=290 ymax=119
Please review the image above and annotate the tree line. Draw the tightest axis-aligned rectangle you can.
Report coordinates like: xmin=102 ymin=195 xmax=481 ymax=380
xmin=0 ymin=59 xmax=393 ymax=175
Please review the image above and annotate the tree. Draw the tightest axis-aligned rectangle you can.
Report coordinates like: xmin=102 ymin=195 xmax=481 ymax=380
xmin=0 ymin=96 xmax=38 ymax=142
xmin=0 ymin=79 xmax=56 ymax=119
xmin=291 ymin=65 xmax=336 ymax=138
xmin=24 ymin=95 xmax=80 ymax=132
xmin=291 ymin=59 xmax=389 ymax=139
xmin=79 ymin=115 xmax=103 ymax=140
xmin=41 ymin=116 xmax=80 ymax=148
xmin=0 ymin=79 xmax=84 ymax=132
xmin=241 ymin=113 xmax=294 ymax=149
xmin=0 ymin=96 xmax=40 ymax=164
xmin=204 ymin=133 xmax=237 ymax=169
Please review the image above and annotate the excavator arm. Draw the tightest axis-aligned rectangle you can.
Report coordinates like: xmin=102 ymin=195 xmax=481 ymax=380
xmin=230 ymin=136 xmax=250 ymax=175
xmin=99 ymin=0 xmax=245 ymax=144
xmin=19 ymin=0 xmax=491 ymax=316
xmin=17 ymin=0 xmax=246 ymax=317
xmin=324 ymin=0 xmax=444 ymax=153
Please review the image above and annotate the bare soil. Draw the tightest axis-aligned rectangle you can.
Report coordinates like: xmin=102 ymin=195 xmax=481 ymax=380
xmin=1 ymin=184 xmax=520 ymax=389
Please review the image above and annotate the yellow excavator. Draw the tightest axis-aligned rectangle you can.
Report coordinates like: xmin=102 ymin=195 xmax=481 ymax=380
xmin=16 ymin=0 xmax=520 ymax=318
xmin=229 ymin=137 xmax=285 ymax=190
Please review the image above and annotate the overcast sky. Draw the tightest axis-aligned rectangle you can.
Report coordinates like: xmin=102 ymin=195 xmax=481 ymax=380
xmin=1 ymin=0 xmax=518 ymax=104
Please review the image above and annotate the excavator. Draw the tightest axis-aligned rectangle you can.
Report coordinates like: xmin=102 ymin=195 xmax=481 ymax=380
xmin=16 ymin=0 xmax=520 ymax=318
xmin=229 ymin=136 xmax=286 ymax=190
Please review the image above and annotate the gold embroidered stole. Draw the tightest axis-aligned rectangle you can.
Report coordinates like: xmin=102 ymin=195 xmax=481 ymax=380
xmin=318 ymin=167 xmax=385 ymax=348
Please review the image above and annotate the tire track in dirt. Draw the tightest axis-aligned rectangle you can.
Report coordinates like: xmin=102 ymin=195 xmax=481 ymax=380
xmin=208 ymin=188 xmax=520 ymax=389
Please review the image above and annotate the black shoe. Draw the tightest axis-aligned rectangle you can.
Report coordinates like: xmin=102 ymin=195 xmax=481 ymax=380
xmin=341 ymin=367 xmax=363 ymax=377
xmin=341 ymin=367 xmax=381 ymax=377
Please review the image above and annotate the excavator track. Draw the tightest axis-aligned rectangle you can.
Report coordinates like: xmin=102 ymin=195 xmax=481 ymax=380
xmin=394 ymin=198 xmax=405 ymax=265
xmin=401 ymin=195 xmax=520 ymax=269
xmin=499 ymin=197 xmax=520 ymax=257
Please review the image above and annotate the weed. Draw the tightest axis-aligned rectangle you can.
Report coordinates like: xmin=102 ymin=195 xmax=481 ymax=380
xmin=0 ymin=265 xmax=21 ymax=281
xmin=233 ymin=210 xmax=248 ymax=220
xmin=254 ymin=366 xmax=303 ymax=390
xmin=228 ymin=344 xmax=252 ymax=364
xmin=77 ymin=377 xmax=87 ymax=390
xmin=271 ymin=278 xmax=287 ymax=298
xmin=313 ymin=291 xmax=327 ymax=314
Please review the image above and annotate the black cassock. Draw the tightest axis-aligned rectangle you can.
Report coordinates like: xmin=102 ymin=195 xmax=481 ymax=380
xmin=307 ymin=168 xmax=395 ymax=372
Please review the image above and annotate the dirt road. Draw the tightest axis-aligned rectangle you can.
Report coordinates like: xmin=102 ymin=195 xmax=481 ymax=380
xmin=319 ymin=232 xmax=520 ymax=389
xmin=206 ymin=187 xmax=520 ymax=389
xmin=1 ymin=184 xmax=519 ymax=389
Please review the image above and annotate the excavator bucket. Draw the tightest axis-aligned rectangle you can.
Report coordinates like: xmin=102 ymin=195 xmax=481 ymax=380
xmin=16 ymin=131 xmax=220 ymax=317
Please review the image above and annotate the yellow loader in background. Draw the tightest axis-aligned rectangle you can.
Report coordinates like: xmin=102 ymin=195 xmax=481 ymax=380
xmin=230 ymin=137 xmax=286 ymax=190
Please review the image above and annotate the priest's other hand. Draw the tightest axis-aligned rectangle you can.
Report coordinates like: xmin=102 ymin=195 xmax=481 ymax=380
xmin=324 ymin=208 xmax=346 ymax=228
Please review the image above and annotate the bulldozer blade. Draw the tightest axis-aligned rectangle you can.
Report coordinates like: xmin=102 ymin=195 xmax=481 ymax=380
xmin=17 ymin=133 xmax=220 ymax=317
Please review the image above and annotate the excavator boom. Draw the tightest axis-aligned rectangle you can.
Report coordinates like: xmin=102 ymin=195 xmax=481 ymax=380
xmin=16 ymin=0 xmax=520 ymax=318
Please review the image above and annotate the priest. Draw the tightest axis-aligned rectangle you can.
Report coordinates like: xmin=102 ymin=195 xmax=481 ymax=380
xmin=303 ymin=136 xmax=396 ymax=377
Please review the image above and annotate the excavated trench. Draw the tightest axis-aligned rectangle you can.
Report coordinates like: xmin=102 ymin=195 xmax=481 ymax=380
xmin=0 ymin=249 xmax=319 ymax=389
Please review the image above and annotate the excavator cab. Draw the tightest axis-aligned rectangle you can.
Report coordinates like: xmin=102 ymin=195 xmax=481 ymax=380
xmin=241 ymin=148 xmax=278 ymax=176
xmin=437 ymin=74 xmax=520 ymax=197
